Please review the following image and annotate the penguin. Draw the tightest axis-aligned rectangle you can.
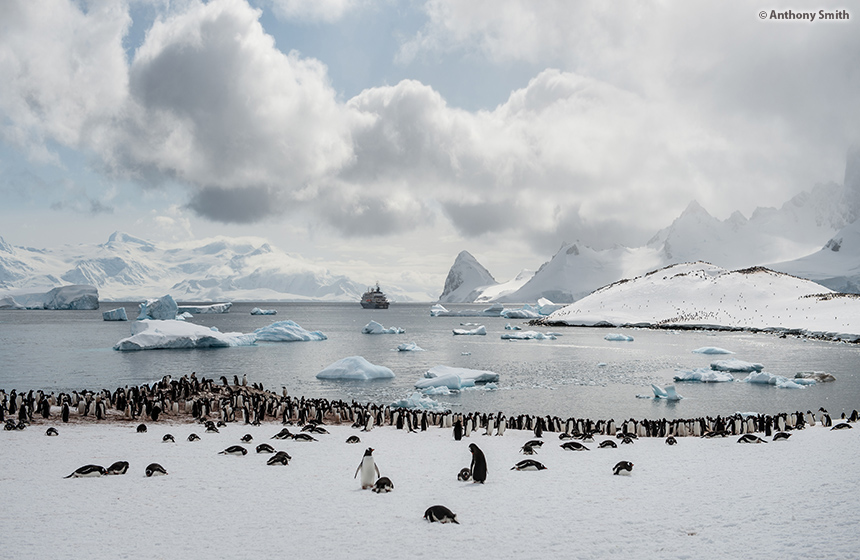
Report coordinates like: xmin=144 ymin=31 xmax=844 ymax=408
xmin=468 ymin=443 xmax=487 ymax=483
xmin=64 ymin=464 xmax=106 ymax=478
xmin=453 ymin=420 xmax=462 ymax=441
xmin=831 ymin=422 xmax=853 ymax=430
xmin=561 ymin=441 xmax=589 ymax=451
xmin=61 ymin=403 xmax=70 ymax=423
xmin=372 ymin=476 xmax=394 ymax=493
xmin=187 ymin=433 xmax=201 ymax=442
xmin=355 ymin=448 xmax=381 ymax=489
xmin=45 ymin=427 xmax=59 ymax=436
xmin=240 ymin=433 xmax=253 ymax=443
xmin=598 ymin=439 xmax=618 ymax=449
xmin=665 ymin=436 xmax=677 ymax=446
xmin=346 ymin=435 xmax=361 ymax=444
xmin=145 ymin=463 xmax=168 ymax=477
xmin=219 ymin=445 xmax=248 ymax=455
xmin=205 ymin=424 xmax=220 ymax=434
xmin=162 ymin=434 xmax=175 ymax=443
xmin=457 ymin=467 xmax=472 ymax=481
xmin=267 ymin=451 xmax=291 ymax=466
xmin=424 ymin=505 xmax=459 ymax=524
xmin=737 ymin=434 xmax=767 ymax=444
xmin=511 ymin=459 xmax=547 ymax=471
xmin=613 ymin=461 xmax=634 ymax=475
xmin=272 ymin=427 xmax=292 ymax=439
xmin=256 ymin=443 xmax=275 ymax=454
xmin=106 ymin=461 xmax=129 ymax=475
xmin=136 ymin=424 xmax=147 ymax=433
xmin=620 ymin=436 xmax=634 ymax=445
xmin=520 ymin=443 xmax=539 ymax=455
xmin=772 ymin=432 xmax=792 ymax=441
xmin=292 ymin=433 xmax=317 ymax=442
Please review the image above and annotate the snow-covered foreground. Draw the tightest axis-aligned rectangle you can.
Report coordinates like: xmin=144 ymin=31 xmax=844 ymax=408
xmin=3 ymin=420 xmax=857 ymax=559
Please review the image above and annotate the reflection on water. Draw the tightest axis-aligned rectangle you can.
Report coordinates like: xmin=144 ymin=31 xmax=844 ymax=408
xmin=1 ymin=302 xmax=858 ymax=420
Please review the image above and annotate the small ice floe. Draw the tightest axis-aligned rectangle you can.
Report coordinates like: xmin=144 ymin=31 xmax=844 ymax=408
xmin=421 ymin=386 xmax=451 ymax=396
xmin=597 ymin=362 xmax=608 ymax=367
xmin=650 ymin=384 xmax=683 ymax=400
xmin=500 ymin=305 xmax=541 ymax=319
xmin=178 ymin=302 xmax=232 ymax=314
xmin=692 ymin=347 xmax=734 ymax=355
xmin=396 ymin=342 xmax=425 ymax=352
xmin=674 ymin=368 xmax=734 ymax=383
xmin=415 ymin=365 xmax=499 ymax=391
xmin=430 ymin=303 xmax=503 ymax=317
xmin=315 ymin=356 xmax=395 ymax=380
xmin=391 ymin=392 xmax=446 ymax=411
xmin=500 ymin=331 xmax=556 ymax=340
xmin=546 ymin=332 xmax=563 ymax=337
xmin=453 ymin=325 xmax=487 ymax=335
xmin=254 ymin=320 xmax=327 ymax=342
xmin=742 ymin=371 xmax=809 ymax=389
xmin=176 ymin=312 xmax=194 ymax=320
xmin=362 ymin=320 xmax=405 ymax=334
xmin=505 ymin=323 xmax=522 ymax=331
xmin=795 ymin=371 xmax=836 ymax=382
xmin=710 ymin=359 xmax=763 ymax=373
xmin=250 ymin=307 xmax=277 ymax=315
xmin=461 ymin=352 xmax=471 ymax=356
xmin=604 ymin=333 xmax=634 ymax=342
xmin=102 ymin=307 xmax=128 ymax=321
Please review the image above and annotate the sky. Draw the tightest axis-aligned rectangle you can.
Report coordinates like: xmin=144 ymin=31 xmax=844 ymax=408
xmin=0 ymin=0 xmax=858 ymax=294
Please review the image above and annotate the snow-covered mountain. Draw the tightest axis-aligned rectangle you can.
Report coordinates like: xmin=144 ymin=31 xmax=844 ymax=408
xmin=769 ymin=220 xmax=860 ymax=293
xmin=438 ymin=251 xmax=498 ymax=303
xmin=0 ymin=232 xmax=425 ymax=302
xmin=543 ymin=262 xmax=860 ymax=340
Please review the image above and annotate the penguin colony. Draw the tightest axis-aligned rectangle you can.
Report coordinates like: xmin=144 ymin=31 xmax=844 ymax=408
xmin=3 ymin=375 xmax=857 ymax=524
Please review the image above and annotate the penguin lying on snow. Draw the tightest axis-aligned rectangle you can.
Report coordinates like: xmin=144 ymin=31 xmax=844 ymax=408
xmin=598 ymin=440 xmax=617 ymax=449
xmin=187 ymin=433 xmax=201 ymax=442
xmin=831 ymin=423 xmax=853 ymax=431
xmin=772 ymin=432 xmax=791 ymax=441
xmin=737 ymin=434 xmax=767 ymax=444
xmin=219 ymin=445 xmax=248 ymax=455
xmin=267 ymin=451 xmax=291 ymax=466
xmin=272 ymin=428 xmax=292 ymax=439
xmin=512 ymin=459 xmax=547 ymax=471
xmin=355 ymin=448 xmax=380 ymax=489
xmin=665 ymin=436 xmax=677 ymax=445
xmin=346 ymin=435 xmax=361 ymax=444
xmin=613 ymin=461 xmax=634 ymax=475
xmin=372 ymin=476 xmax=394 ymax=493
xmin=561 ymin=441 xmax=589 ymax=451
xmin=136 ymin=424 xmax=147 ymax=433
xmin=145 ymin=463 xmax=167 ymax=477
xmin=162 ymin=434 xmax=175 ymax=443
xmin=64 ymin=464 xmax=107 ymax=478
xmin=424 ymin=505 xmax=459 ymax=524
xmin=457 ymin=468 xmax=471 ymax=481
xmin=240 ymin=434 xmax=253 ymax=443
xmin=256 ymin=443 xmax=275 ymax=454
xmin=45 ymin=427 xmax=59 ymax=436
xmin=106 ymin=461 xmax=129 ymax=475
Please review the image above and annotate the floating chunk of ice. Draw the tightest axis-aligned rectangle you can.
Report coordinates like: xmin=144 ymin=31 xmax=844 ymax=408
xmin=390 ymin=392 xmax=447 ymax=411
xmin=178 ymin=302 xmax=232 ymax=314
xmin=500 ymin=304 xmax=540 ymax=319
xmin=250 ymin=307 xmax=277 ymax=315
xmin=316 ymin=356 xmax=394 ymax=380
xmin=692 ymin=347 xmax=734 ymax=355
xmin=102 ymin=307 xmax=128 ymax=321
xmin=362 ymin=320 xmax=405 ymax=334
xmin=500 ymin=331 xmax=556 ymax=340
xmin=604 ymin=333 xmax=634 ymax=342
xmin=415 ymin=365 xmax=499 ymax=391
xmin=741 ymin=371 xmax=808 ymax=389
xmin=114 ymin=319 xmax=255 ymax=351
xmin=453 ymin=325 xmax=487 ymax=335
xmin=430 ymin=303 xmax=503 ymax=317
xmin=710 ymin=359 xmax=763 ymax=373
xmin=505 ymin=323 xmax=522 ymax=330
xmin=674 ymin=368 xmax=734 ymax=382
xmin=396 ymin=342 xmax=424 ymax=352
xmin=651 ymin=384 xmax=683 ymax=400
xmin=138 ymin=295 xmax=178 ymax=320
xmin=254 ymin=320 xmax=327 ymax=342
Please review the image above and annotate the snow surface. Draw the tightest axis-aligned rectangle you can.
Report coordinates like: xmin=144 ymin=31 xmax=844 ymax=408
xmin=6 ymin=420 xmax=856 ymax=559
xmin=113 ymin=320 xmax=255 ymax=351
xmin=770 ymin=219 xmax=860 ymax=293
xmin=362 ymin=320 xmax=405 ymax=334
xmin=546 ymin=262 xmax=860 ymax=341
xmin=316 ymin=356 xmax=395 ymax=380
xmin=102 ymin=307 xmax=128 ymax=321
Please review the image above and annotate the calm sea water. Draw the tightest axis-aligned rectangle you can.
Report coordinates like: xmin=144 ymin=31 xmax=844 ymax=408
xmin=1 ymin=302 xmax=858 ymax=420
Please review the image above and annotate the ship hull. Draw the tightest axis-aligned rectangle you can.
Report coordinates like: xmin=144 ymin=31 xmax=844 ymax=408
xmin=360 ymin=301 xmax=389 ymax=309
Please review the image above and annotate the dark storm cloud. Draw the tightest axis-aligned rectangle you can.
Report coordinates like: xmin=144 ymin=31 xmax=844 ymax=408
xmin=186 ymin=185 xmax=284 ymax=223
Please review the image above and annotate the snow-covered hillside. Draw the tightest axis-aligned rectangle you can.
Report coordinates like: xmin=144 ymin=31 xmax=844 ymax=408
xmin=543 ymin=262 xmax=860 ymax=340
xmin=0 ymin=232 xmax=426 ymax=302
xmin=770 ymin=220 xmax=860 ymax=293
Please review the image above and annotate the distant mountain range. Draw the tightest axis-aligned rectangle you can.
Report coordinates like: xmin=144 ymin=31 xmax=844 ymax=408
xmin=439 ymin=152 xmax=860 ymax=303
xmin=0 ymin=232 xmax=421 ymax=302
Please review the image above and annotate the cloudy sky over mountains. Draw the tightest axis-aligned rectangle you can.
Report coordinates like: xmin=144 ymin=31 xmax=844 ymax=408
xmin=1 ymin=0 xmax=857 ymax=287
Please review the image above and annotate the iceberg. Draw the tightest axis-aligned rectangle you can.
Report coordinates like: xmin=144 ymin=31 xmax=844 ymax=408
xmin=651 ymin=384 xmax=683 ymax=400
xmin=741 ymin=371 xmax=808 ymax=389
xmin=504 ymin=323 xmax=522 ymax=330
xmin=453 ymin=325 xmax=487 ymax=335
xmin=430 ymin=303 xmax=504 ymax=317
xmin=177 ymin=302 xmax=232 ymax=314
xmin=710 ymin=359 xmax=764 ymax=373
xmin=414 ymin=365 xmax=499 ymax=391
xmin=500 ymin=305 xmax=541 ymax=319
xmin=114 ymin=320 xmax=255 ymax=351
xmin=396 ymin=342 xmax=425 ymax=352
xmin=250 ymin=307 xmax=277 ymax=315
xmin=254 ymin=320 xmax=327 ymax=342
xmin=500 ymin=331 xmax=556 ymax=340
xmin=390 ymin=392 xmax=447 ymax=411
xmin=102 ymin=307 xmax=128 ymax=321
xmin=138 ymin=295 xmax=178 ymax=320
xmin=3 ymin=285 xmax=99 ymax=310
xmin=604 ymin=333 xmax=634 ymax=342
xmin=692 ymin=347 xmax=734 ymax=355
xmin=673 ymin=368 xmax=735 ymax=382
xmin=536 ymin=297 xmax=565 ymax=315
xmin=316 ymin=356 xmax=395 ymax=380
xmin=795 ymin=371 xmax=836 ymax=382
xmin=362 ymin=320 xmax=405 ymax=334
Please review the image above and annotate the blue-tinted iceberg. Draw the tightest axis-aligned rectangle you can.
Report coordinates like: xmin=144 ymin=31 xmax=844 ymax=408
xmin=453 ymin=325 xmax=487 ymax=335
xmin=501 ymin=331 xmax=556 ymax=340
xmin=742 ymin=371 xmax=809 ymax=389
xmin=651 ymin=384 xmax=683 ymax=400
xmin=114 ymin=320 xmax=255 ymax=351
xmin=397 ymin=342 xmax=425 ymax=352
xmin=250 ymin=307 xmax=277 ymax=315
xmin=390 ymin=392 xmax=447 ymax=411
xmin=102 ymin=307 xmax=128 ymax=321
xmin=138 ymin=295 xmax=178 ymax=320
xmin=362 ymin=320 xmax=405 ymax=334
xmin=673 ymin=368 xmax=734 ymax=382
xmin=500 ymin=305 xmax=540 ymax=319
xmin=316 ymin=356 xmax=394 ymax=380
xmin=254 ymin=320 xmax=327 ymax=342
xmin=692 ymin=347 xmax=734 ymax=355
xmin=604 ymin=333 xmax=634 ymax=342
xmin=710 ymin=359 xmax=763 ymax=373
xmin=4 ymin=285 xmax=99 ymax=310
xmin=415 ymin=365 xmax=499 ymax=391
xmin=504 ymin=323 xmax=522 ymax=330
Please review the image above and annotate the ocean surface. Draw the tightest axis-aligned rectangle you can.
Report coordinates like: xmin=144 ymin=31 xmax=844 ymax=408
xmin=1 ymin=302 xmax=858 ymax=420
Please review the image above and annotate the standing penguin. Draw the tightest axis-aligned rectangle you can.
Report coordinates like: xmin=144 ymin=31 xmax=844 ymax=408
xmin=468 ymin=443 xmax=487 ymax=484
xmin=453 ymin=419 xmax=463 ymax=441
xmin=354 ymin=448 xmax=381 ymax=489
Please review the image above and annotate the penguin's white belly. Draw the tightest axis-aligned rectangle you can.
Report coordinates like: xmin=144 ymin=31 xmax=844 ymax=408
xmin=360 ymin=457 xmax=376 ymax=487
